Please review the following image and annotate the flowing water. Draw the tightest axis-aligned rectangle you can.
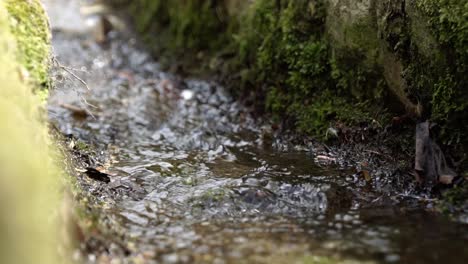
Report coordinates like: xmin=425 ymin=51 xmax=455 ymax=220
xmin=44 ymin=0 xmax=468 ymax=263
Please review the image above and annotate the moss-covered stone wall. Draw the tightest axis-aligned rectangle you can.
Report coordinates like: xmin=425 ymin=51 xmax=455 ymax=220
xmin=5 ymin=0 xmax=51 ymax=90
xmin=408 ymin=0 xmax=467 ymax=149
xmin=0 ymin=1 xmax=62 ymax=263
xmin=115 ymin=0 xmax=467 ymax=160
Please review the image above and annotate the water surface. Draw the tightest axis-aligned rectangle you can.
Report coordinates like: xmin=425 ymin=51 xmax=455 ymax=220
xmin=44 ymin=1 xmax=468 ymax=263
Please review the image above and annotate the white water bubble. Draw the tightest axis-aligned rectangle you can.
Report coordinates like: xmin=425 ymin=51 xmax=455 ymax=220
xmin=181 ymin=89 xmax=194 ymax=100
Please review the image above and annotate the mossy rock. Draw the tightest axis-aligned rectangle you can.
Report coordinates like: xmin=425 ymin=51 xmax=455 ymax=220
xmin=5 ymin=0 xmax=51 ymax=90
xmin=0 ymin=1 xmax=62 ymax=263
xmin=408 ymin=0 xmax=468 ymax=152
xmin=116 ymin=0 xmax=467 ymax=157
xmin=112 ymin=0 xmax=388 ymax=138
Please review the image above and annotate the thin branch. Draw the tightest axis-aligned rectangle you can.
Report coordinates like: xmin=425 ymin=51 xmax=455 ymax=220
xmin=51 ymin=56 xmax=98 ymax=120
xmin=57 ymin=64 xmax=89 ymax=73
xmin=52 ymin=57 xmax=90 ymax=90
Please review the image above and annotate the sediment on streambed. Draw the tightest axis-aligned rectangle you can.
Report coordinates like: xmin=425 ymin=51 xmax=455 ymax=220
xmin=111 ymin=0 xmax=467 ymax=185
xmin=0 ymin=1 xmax=66 ymax=263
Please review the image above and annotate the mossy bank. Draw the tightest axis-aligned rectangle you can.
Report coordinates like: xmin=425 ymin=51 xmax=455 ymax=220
xmin=114 ymin=0 xmax=467 ymax=172
xmin=5 ymin=0 xmax=51 ymax=91
xmin=0 ymin=1 xmax=63 ymax=263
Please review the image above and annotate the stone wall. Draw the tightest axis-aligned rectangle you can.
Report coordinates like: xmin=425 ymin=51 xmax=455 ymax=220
xmin=0 ymin=1 xmax=62 ymax=263
xmin=114 ymin=0 xmax=467 ymax=163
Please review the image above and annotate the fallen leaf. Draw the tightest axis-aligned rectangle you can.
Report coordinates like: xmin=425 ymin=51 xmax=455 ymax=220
xmin=84 ymin=167 xmax=110 ymax=183
xmin=362 ymin=170 xmax=371 ymax=181
xmin=60 ymin=103 xmax=88 ymax=119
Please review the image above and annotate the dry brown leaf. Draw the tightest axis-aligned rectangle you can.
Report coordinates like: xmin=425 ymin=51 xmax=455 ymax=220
xmin=60 ymin=103 xmax=88 ymax=119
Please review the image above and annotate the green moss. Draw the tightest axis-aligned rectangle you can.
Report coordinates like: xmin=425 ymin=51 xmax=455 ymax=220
xmin=119 ymin=0 xmax=390 ymax=137
xmin=189 ymin=188 xmax=229 ymax=208
xmin=121 ymin=0 xmax=237 ymax=71
xmin=0 ymin=1 xmax=62 ymax=263
xmin=75 ymin=140 xmax=90 ymax=152
xmin=439 ymin=182 xmax=468 ymax=215
xmin=117 ymin=0 xmax=466 ymax=153
xmin=416 ymin=0 xmax=468 ymax=63
xmin=329 ymin=15 xmax=386 ymax=101
xmin=240 ymin=0 xmax=389 ymax=136
xmin=5 ymin=0 xmax=51 ymax=89
xmin=402 ymin=0 xmax=468 ymax=155
xmin=201 ymin=188 xmax=228 ymax=202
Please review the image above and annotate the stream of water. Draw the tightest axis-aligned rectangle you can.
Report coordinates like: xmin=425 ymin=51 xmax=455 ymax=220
xmin=44 ymin=0 xmax=468 ymax=263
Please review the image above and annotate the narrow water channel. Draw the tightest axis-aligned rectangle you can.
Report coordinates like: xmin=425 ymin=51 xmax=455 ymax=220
xmin=44 ymin=0 xmax=468 ymax=263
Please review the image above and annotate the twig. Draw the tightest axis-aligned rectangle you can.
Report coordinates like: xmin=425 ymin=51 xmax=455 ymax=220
xmin=51 ymin=56 xmax=98 ymax=119
xmin=78 ymin=97 xmax=97 ymax=120
xmin=364 ymin=149 xmax=394 ymax=161
xmin=57 ymin=64 xmax=89 ymax=73
xmin=135 ymin=78 xmax=160 ymax=90
xmin=52 ymin=57 xmax=90 ymax=90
